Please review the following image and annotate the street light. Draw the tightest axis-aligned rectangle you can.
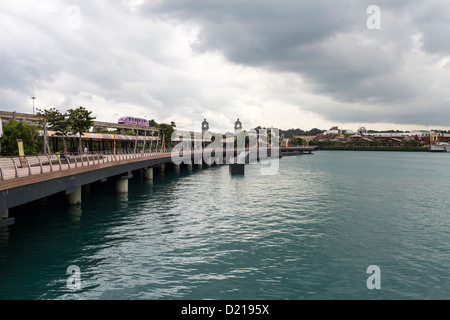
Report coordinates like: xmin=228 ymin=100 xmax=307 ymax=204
xmin=31 ymin=97 xmax=36 ymax=115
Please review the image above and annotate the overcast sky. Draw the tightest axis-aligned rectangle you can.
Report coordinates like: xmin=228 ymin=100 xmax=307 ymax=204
xmin=1 ymin=0 xmax=450 ymax=132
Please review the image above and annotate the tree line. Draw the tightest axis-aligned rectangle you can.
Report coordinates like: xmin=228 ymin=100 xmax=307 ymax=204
xmin=0 ymin=106 xmax=95 ymax=156
xmin=37 ymin=106 xmax=95 ymax=153
xmin=0 ymin=120 xmax=43 ymax=156
xmin=279 ymin=128 xmax=324 ymax=138
xmin=0 ymin=106 xmax=179 ymax=156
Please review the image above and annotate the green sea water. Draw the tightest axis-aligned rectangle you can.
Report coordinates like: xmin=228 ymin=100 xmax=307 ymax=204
xmin=1 ymin=151 xmax=450 ymax=300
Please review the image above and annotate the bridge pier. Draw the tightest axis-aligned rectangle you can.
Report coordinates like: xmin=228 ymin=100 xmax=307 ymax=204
xmin=82 ymin=183 xmax=91 ymax=194
xmin=67 ymin=186 xmax=82 ymax=206
xmin=174 ymin=164 xmax=180 ymax=173
xmin=159 ymin=163 xmax=165 ymax=176
xmin=115 ymin=177 xmax=129 ymax=194
xmin=68 ymin=205 xmax=82 ymax=222
xmin=0 ymin=208 xmax=14 ymax=228
xmin=229 ymin=163 xmax=245 ymax=175
xmin=144 ymin=167 xmax=153 ymax=180
xmin=186 ymin=162 xmax=193 ymax=171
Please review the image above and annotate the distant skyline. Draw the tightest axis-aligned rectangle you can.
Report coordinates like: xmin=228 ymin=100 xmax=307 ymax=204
xmin=1 ymin=1 xmax=450 ymax=133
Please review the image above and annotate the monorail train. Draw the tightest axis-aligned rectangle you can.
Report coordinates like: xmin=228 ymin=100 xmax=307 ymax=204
xmin=118 ymin=116 xmax=149 ymax=127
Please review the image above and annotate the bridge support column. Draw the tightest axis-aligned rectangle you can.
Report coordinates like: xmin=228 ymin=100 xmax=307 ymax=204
xmin=186 ymin=162 xmax=193 ymax=171
xmin=174 ymin=164 xmax=180 ymax=173
xmin=159 ymin=164 xmax=165 ymax=176
xmin=115 ymin=177 xmax=129 ymax=194
xmin=196 ymin=162 xmax=203 ymax=169
xmin=82 ymin=183 xmax=90 ymax=194
xmin=144 ymin=167 xmax=153 ymax=180
xmin=0 ymin=208 xmax=14 ymax=228
xmin=67 ymin=186 xmax=82 ymax=206
xmin=229 ymin=163 xmax=245 ymax=175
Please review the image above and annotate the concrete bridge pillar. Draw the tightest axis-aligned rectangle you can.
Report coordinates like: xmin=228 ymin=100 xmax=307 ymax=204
xmin=159 ymin=164 xmax=165 ymax=176
xmin=0 ymin=208 xmax=13 ymax=228
xmin=186 ymin=161 xmax=193 ymax=171
xmin=144 ymin=167 xmax=153 ymax=180
xmin=67 ymin=186 xmax=82 ymax=205
xmin=82 ymin=183 xmax=91 ymax=194
xmin=229 ymin=163 xmax=245 ymax=175
xmin=115 ymin=177 xmax=129 ymax=194
xmin=196 ymin=161 xmax=203 ymax=169
xmin=174 ymin=164 xmax=180 ymax=173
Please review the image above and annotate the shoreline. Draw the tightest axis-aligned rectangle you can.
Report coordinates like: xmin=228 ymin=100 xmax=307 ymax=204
xmin=316 ymin=146 xmax=429 ymax=152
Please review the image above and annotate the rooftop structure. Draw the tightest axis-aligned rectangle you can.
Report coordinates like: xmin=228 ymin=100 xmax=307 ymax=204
xmin=234 ymin=118 xmax=242 ymax=133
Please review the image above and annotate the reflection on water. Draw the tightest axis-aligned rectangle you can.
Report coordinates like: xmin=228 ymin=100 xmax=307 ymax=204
xmin=67 ymin=206 xmax=82 ymax=223
xmin=0 ymin=227 xmax=10 ymax=248
xmin=1 ymin=151 xmax=450 ymax=299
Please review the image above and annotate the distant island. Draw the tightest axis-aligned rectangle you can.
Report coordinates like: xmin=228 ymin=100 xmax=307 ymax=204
xmin=277 ymin=126 xmax=450 ymax=152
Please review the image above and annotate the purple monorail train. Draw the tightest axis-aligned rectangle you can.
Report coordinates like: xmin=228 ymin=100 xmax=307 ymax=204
xmin=118 ymin=116 xmax=149 ymax=127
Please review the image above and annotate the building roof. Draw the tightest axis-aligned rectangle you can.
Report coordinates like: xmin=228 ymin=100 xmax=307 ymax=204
xmin=39 ymin=131 xmax=159 ymax=141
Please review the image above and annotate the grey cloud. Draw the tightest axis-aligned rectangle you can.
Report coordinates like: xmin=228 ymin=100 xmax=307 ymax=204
xmin=144 ymin=0 xmax=450 ymax=126
xmin=1 ymin=0 xmax=449 ymax=129
xmin=412 ymin=2 xmax=450 ymax=54
xmin=0 ymin=1 xmax=174 ymax=114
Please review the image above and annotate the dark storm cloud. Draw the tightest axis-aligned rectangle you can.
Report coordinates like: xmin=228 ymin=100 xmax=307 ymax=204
xmin=0 ymin=1 xmax=176 ymax=115
xmin=411 ymin=2 xmax=450 ymax=54
xmin=144 ymin=0 xmax=450 ymax=126
xmin=148 ymin=0 xmax=359 ymax=64
xmin=1 ymin=0 xmax=449 ymax=129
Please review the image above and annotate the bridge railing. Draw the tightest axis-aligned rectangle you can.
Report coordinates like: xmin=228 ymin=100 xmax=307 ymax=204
xmin=0 ymin=146 xmax=307 ymax=181
xmin=0 ymin=148 xmax=170 ymax=181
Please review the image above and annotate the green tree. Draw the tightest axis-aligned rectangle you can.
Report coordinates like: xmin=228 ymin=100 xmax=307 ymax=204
xmin=280 ymin=128 xmax=306 ymax=139
xmin=0 ymin=120 xmax=43 ymax=156
xmin=67 ymin=106 xmax=95 ymax=153
xmin=290 ymin=137 xmax=305 ymax=146
xmin=404 ymin=139 xmax=420 ymax=146
xmin=157 ymin=122 xmax=176 ymax=151
xmin=307 ymin=128 xmax=324 ymax=136
xmin=37 ymin=107 xmax=71 ymax=153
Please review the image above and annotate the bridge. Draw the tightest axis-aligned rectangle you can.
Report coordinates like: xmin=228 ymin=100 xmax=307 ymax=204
xmin=0 ymin=145 xmax=315 ymax=227
xmin=0 ymin=110 xmax=315 ymax=226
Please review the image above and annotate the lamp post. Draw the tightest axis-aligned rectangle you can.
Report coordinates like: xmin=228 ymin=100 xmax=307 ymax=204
xmin=31 ymin=97 xmax=36 ymax=115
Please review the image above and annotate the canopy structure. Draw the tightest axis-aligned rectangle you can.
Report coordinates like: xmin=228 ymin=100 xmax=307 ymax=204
xmin=39 ymin=131 xmax=159 ymax=141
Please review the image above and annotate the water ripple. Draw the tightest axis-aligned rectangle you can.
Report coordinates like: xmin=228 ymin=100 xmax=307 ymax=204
xmin=2 ymin=152 xmax=450 ymax=299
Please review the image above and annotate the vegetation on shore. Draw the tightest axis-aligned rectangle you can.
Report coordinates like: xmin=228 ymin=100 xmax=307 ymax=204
xmin=279 ymin=128 xmax=324 ymax=139
xmin=319 ymin=145 xmax=429 ymax=152
xmin=0 ymin=120 xmax=43 ymax=156
xmin=3 ymin=115 xmax=447 ymax=156
xmin=1 ymin=107 xmax=177 ymax=156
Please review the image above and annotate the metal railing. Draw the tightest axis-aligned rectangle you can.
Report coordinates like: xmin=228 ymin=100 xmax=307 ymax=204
xmin=0 ymin=148 xmax=170 ymax=181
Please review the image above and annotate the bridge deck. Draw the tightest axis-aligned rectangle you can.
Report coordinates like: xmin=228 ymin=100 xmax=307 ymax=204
xmin=0 ymin=152 xmax=172 ymax=191
xmin=0 ymin=146 xmax=315 ymax=191
xmin=0 ymin=147 xmax=315 ymax=216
